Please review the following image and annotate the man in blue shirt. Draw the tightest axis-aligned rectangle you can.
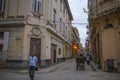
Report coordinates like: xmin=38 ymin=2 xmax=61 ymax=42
xmin=28 ymin=53 xmax=38 ymax=80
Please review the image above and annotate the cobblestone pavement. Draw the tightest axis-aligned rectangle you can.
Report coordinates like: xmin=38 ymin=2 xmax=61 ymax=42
xmin=0 ymin=60 xmax=120 ymax=80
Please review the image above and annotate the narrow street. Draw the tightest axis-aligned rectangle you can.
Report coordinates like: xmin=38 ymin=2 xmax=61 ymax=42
xmin=0 ymin=60 xmax=120 ymax=80
xmin=0 ymin=0 xmax=120 ymax=80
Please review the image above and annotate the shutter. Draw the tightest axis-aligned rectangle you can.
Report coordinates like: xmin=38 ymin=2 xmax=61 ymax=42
xmin=39 ymin=0 xmax=43 ymax=14
xmin=2 ymin=0 xmax=5 ymax=11
xmin=32 ymin=0 xmax=35 ymax=12
xmin=1 ymin=0 xmax=5 ymax=11
xmin=36 ymin=0 xmax=38 ymax=12
xmin=3 ymin=32 xmax=9 ymax=51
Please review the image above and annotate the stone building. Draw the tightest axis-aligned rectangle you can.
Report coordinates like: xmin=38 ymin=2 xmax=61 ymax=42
xmin=0 ymin=0 xmax=73 ymax=68
xmin=88 ymin=0 xmax=120 ymax=72
xmin=72 ymin=27 xmax=81 ymax=57
xmin=85 ymin=36 xmax=92 ymax=54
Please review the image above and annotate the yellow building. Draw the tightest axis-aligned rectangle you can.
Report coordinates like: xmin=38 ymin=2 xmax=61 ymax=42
xmin=88 ymin=0 xmax=120 ymax=72
xmin=0 ymin=0 xmax=73 ymax=68
xmin=72 ymin=27 xmax=81 ymax=57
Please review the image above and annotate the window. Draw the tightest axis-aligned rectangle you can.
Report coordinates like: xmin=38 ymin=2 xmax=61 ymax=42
xmin=66 ymin=26 xmax=67 ymax=38
xmin=32 ymin=0 xmax=43 ymax=14
xmin=0 ymin=32 xmax=4 ymax=38
xmin=63 ymin=5 xmax=65 ymax=14
xmin=53 ymin=9 xmax=57 ymax=24
xmin=60 ymin=0 xmax=62 ymax=12
xmin=60 ymin=18 xmax=62 ymax=32
xmin=0 ymin=44 xmax=3 ymax=51
xmin=0 ymin=0 xmax=6 ymax=12
xmin=0 ymin=32 xmax=9 ymax=51
xmin=0 ymin=0 xmax=6 ymax=18
xmin=104 ymin=24 xmax=113 ymax=29
xmin=63 ymin=27 xmax=65 ymax=37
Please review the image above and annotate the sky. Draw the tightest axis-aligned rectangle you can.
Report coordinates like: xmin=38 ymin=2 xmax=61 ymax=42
xmin=68 ymin=0 xmax=88 ymax=47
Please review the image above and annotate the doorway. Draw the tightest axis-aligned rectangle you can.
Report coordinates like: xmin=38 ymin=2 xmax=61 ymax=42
xmin=51 ymin=44 xmax=57 ymax=64
xmin=53 ymin=49 xmax=56 ymax=63
xmin=30 ymin=38 xmax=41 ymax=66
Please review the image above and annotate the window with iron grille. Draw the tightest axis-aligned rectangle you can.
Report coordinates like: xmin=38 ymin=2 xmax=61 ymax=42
xmin=0 ymin=0 xmax=6 ymax=18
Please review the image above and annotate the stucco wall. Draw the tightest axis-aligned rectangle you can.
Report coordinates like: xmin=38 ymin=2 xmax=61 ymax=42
xmin=0 ymin=27 xmax=24 ymax=61
xmin=102 ymin=28 xmax=117 ymax=60
xmin=99 ymin=15 xmax=120 ymax=71
xmin=7 ymin=27 xmax=24 ymax=60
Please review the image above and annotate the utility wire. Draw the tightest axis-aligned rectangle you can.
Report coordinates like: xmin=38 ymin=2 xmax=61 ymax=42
xmin=27 ymin=15 xmax=88 ymax=25
xmin=40 ymin=18 xmax=88 ymax=25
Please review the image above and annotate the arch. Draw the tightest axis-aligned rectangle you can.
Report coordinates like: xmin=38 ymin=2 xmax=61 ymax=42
xmin=104 ymin=24 xmax=113 ymax=29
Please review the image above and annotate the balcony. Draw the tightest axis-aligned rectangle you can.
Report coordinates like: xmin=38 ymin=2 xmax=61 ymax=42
xmin=97 ymin=0 xmax=120 ymax=15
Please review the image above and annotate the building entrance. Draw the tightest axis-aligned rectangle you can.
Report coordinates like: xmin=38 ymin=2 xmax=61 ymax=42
xmin=30 ymin=38 xmax=41 ymax=66
xmin=51 ymin=44 xmax=57 ymax=64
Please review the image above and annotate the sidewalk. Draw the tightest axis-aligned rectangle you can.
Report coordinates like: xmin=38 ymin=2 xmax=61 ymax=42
xmin=90 ymin=61 xmax=97 ymax=71
xmin=0 ymin=59 xmax=73 ymax=74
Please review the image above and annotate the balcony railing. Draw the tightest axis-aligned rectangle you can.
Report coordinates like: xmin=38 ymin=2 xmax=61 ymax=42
xmin=89 ymin=0 xmax=120 ymax=19
xmin=97 ymin=0 xmax=120 ymax=15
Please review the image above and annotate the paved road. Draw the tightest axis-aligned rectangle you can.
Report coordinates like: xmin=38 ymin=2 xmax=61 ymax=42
xmin=0 ymin=60 xmax=120 ymax=80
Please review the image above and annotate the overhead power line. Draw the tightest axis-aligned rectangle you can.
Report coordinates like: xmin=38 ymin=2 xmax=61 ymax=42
xmin=27 ymin=15 xmax=88 ymax=25
xmin=40 ymin=18 xmax=88 ymax=25
xmin=71 ymin=23 xmax=88 ymax=25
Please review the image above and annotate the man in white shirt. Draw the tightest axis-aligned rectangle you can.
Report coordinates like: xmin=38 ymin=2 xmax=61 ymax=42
xmin=28 ymin=53 xmax=38 ymax=80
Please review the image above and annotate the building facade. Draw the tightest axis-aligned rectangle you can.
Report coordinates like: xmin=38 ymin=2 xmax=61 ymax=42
xmin=85 ymin=36 xmax=92 ymax=54
xmin=88 ymin=0 xmax=120 ymax=72
xmin=0 ymin=0 xmax=73 ymax=68
xmin=72 ymin=27 xmax=81 ymax=57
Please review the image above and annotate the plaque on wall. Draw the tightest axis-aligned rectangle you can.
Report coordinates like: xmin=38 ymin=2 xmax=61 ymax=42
xmin=32 ymin=27 xmax=41 ymax=36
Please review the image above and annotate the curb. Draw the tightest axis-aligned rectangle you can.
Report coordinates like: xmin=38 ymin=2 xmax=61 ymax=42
xmin=0 ymin=59 xmax=73 ymax=74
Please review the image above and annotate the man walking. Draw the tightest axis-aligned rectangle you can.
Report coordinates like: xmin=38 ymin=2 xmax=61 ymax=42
xmin=28 ymin=53 xmax=38 ymax=80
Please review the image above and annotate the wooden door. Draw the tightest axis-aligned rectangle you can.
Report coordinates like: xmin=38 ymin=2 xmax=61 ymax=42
xmin=51 ymin=44 xmax=57 ymax=64
xmin=30 ymin=38 xmax=41 ymax=66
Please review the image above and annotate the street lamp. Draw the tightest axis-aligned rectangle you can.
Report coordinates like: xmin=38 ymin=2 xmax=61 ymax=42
xmin=73 ymin=44 xmax=78 ymax=55
xmin=73 ymin=44 xmax=78 ymax=50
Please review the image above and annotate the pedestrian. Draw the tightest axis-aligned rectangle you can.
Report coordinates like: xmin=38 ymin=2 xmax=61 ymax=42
xmin=28 ymin=53 xmax=38 ymax=80
xmin=89 ymin=55 xmax=93 ymax=61
xmin=86 ymin=54 xmax=90 ymax=65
